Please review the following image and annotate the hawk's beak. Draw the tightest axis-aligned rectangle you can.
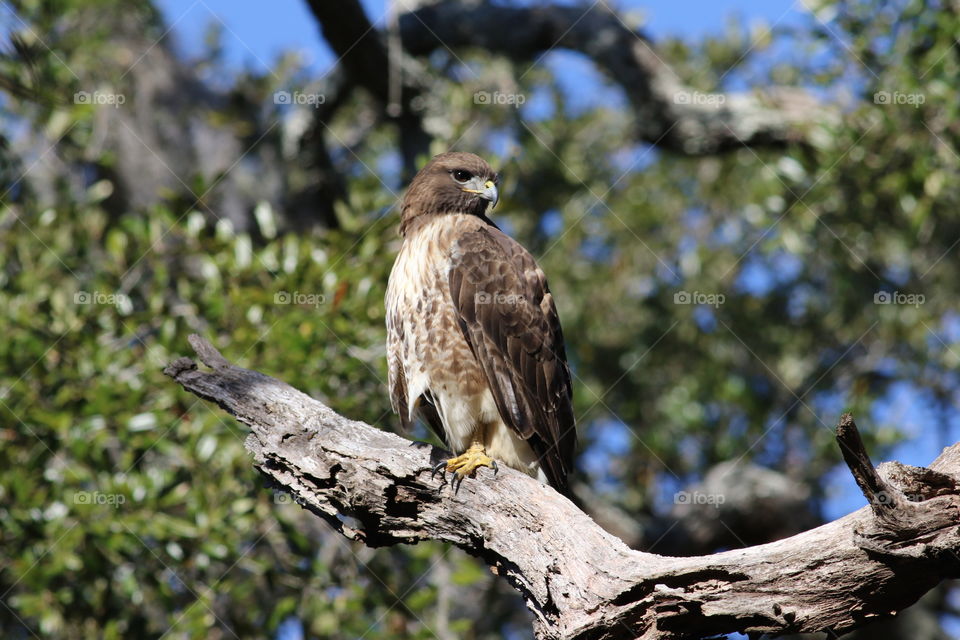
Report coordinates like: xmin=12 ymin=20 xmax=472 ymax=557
xmin=480 ymin=179 xmax=499 ymax=208
xmin=462 ymin=178 xmax=499 ymax=209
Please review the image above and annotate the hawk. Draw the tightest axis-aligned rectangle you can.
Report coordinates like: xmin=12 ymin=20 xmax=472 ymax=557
xmin=385 ymin=151 xmax=576 ymax=493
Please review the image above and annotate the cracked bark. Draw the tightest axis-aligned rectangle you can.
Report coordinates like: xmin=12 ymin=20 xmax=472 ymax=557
xmin=164 ymin=335 xmax=960 ymax=640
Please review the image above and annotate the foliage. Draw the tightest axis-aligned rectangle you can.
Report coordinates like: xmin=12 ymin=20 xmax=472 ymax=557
xmin=1 ymin=0 xmax=958 ymax=637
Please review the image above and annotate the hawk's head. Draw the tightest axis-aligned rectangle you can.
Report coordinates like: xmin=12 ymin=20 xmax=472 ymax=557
xmin=399 ymin=151 xmax=499 ymax=235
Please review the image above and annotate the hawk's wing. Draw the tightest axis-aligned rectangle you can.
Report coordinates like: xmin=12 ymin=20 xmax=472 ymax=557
xmin=447 ymin=226 xmax=576 ymax=490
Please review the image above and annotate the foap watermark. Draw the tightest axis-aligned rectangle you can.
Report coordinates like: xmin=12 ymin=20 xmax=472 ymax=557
xmin=874 ymin=291 xmax=924 ymax=308
xmin=673 ymin=91 xmax=725 ymax=107
xmin=475 ymin=292 xmax=525 ymax=305
xmin=674 ymin=491 xmax=725 ymax=508
xmin=273 ymin=491 xmax=301 ymax=505
xmin=674 ymin=290 xmax=725 ymax=308
xmin=74 ymin=90 xmax=126 ymax=107
xmin=75 ymin=290 xmax=129 ymax=307
xmin=474 ymin=91 xmax=526 ymax=108
xmin=274 ymin=90 xmax=326 ymax=107
xmin=74 ymin=491 xmax=126 ymax=508
xmin=873 ymin=90 xmax=925 ymax=108
xmin=274 ymin=290 xmax=326 ymax=307
xmin=870 ymin=490 xmax=923 ymax=506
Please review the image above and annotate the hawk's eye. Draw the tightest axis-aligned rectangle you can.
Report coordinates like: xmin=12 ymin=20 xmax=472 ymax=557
xmin=452 ymin=169 xmax=472 ymax=183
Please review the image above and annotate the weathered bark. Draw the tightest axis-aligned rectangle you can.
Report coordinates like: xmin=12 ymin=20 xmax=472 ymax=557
xmin=164 ymin=335 xmax=960 ymax=640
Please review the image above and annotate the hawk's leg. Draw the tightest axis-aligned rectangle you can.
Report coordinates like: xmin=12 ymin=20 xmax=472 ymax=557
xmin=431 ymin=440 xmax=498 ymax=492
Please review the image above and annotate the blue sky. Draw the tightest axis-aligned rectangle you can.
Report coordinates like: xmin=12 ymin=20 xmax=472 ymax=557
xmin=155 ymin=0 xmax=806 ymax=75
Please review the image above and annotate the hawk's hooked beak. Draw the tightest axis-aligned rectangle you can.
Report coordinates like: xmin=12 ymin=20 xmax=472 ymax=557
xmin=462 ymin=177 xmax=499 ymax=209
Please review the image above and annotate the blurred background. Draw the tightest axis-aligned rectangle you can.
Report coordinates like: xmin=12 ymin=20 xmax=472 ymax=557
xmin=2 ymin=0 xmax=959 ymax=638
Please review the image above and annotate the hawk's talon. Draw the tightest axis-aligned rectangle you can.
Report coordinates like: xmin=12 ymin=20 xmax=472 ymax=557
xmin=436 ymin=442 xmax=497 ymax=492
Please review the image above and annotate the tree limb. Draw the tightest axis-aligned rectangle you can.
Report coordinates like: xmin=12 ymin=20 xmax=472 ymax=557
xmin=398 ymin=1 xmax=833 ymax=154
xmin=304 ymin=0 xmax=431 ymax=175
xmin=164 ymin=335 xmax=960 ymax=639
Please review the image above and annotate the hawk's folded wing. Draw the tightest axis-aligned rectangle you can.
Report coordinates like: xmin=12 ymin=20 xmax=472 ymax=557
xmin=447 ymin=226 xmax=576 ymax=490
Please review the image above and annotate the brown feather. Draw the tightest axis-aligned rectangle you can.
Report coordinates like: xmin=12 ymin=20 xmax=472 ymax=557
xmin=399 ymin=152 xmax=499 ymax=236
xmin=446 ymin=226 xmax=577 ymax=490
xmin=386 ymin=151 xmax=576 ymax=491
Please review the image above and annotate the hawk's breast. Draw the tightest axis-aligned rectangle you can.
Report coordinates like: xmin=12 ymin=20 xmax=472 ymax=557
xmin=386 ymin=215 xmax=500 ymax=452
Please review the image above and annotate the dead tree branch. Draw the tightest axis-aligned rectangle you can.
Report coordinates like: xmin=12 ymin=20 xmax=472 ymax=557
xmin=397 ymin=0 xmax=833 ymax=154
xmin=305 ymin=0 xmax=431 ymax=174
xmin=164 ymin=335 xmax=960 ymax=640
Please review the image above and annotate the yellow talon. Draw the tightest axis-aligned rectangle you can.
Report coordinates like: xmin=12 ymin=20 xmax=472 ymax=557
xmin=432 ymin=442 xmax=498 ymax=492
